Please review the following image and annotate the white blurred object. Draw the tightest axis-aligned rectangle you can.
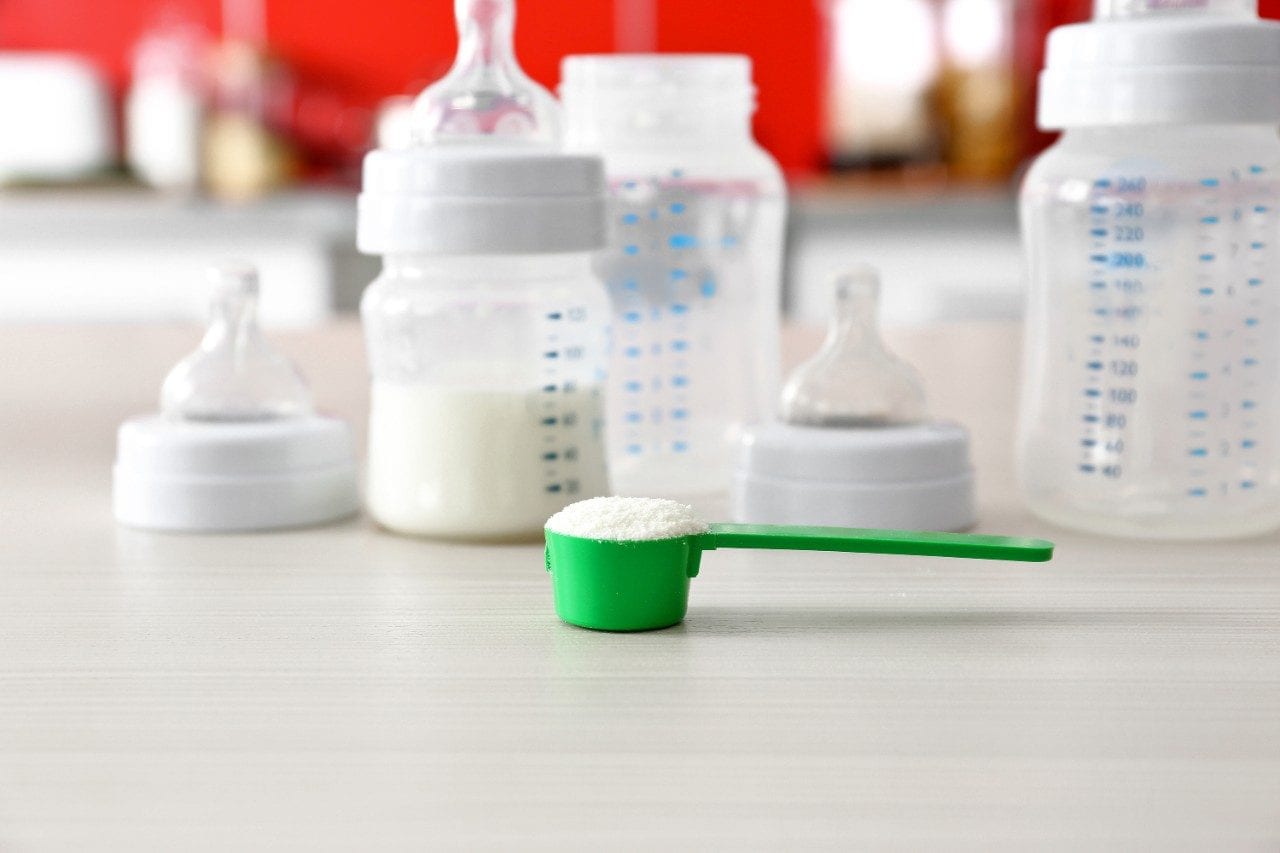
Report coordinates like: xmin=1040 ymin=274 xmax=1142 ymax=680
xmin=943 ymin=0 xmax=1008 ymax=68
xmin=823 ymin=0 xmax=939 ymax=165
xmin=0 ymin=190 xmax=374 ymax=327
xmin=1094 ymin=0 xmax=1252 ymax=17
xmin=787 ymin=190 xmax=1024 ymax=326
xmin=0 ymin=53 xmax=114 ymax=182
xmin=374 ymin=96 xmax=415 ymax=150
xmin=114 ymin=261 xmax=359 ymax=533
xmin=125 ymin=17 xmax=208 ymax=191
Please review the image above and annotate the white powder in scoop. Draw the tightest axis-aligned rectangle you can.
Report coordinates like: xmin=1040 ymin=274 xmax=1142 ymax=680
xmin=545 ymin=496 xmax=709 ymax=541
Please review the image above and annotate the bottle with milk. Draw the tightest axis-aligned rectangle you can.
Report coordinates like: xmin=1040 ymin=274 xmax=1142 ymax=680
xmin=356 ymin=0 xmax=612 ymax=540
xmin=357 ymin=147 xmax=610 ymax=540
xmin=356 ymin=0 xmax=611 ymax=540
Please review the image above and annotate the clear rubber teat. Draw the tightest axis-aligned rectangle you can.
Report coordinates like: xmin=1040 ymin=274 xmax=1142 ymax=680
xmin=409 ymin=0 xmax=561 ymax=146
xmin=1093 ymin=0 xmax=1253 ymax=19
xmin=781 ymin=265 xmax=927 ymax=428
xmin=161 ymin=262 xmax=313 ymax=422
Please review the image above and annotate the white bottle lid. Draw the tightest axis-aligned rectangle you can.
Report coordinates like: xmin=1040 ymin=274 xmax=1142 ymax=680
xmin=732 ymin=422 xmax=976 ymax=532
xmin=1039 ymin=3 xmax=1280 ymax=127
xmin=559 ymin=54 xmax=757 ymax=142
xmin=732 ymin=267 xmax=976 ymax=532
xmin=113 ymin=415 xmax=360 ymax=532
xmin=112 ymin=263 xmax=359 ymax=532
xmin=357 ymin=147 xmax=606 ymax=255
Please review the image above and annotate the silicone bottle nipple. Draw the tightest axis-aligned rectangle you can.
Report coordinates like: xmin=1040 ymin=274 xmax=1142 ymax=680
xmin=410 ymin=0 xmax=561 ymax=145
xmin=161 ymin=262 xmax=312 ymax=422
xmin=781 ymin=265 xmax=927 ymax=427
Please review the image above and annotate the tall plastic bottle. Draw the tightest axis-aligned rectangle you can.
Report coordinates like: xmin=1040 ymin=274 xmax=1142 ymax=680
xmin=125 ymin=14 xmax=206 ymax=192
xmin=1019 ymin=0 xmax=1280 ymax=538
xmin=560 ymin=55 xmax=787 ymax=505
xmin=357 ymin=0 xmax=611 ymax=541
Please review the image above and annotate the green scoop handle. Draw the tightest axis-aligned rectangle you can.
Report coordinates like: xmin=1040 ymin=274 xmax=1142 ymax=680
xmin=702 ymin=524 xmax=1053 ymax=563
xmin=544 ymin=523 xmax=1054 ymax=632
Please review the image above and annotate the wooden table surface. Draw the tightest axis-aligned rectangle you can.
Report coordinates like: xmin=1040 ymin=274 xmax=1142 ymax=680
xmin=2 ymin=322 xmax=1278 ymax=850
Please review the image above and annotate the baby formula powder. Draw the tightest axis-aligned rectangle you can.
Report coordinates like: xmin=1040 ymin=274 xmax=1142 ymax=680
xmin=367 ymin=383 xmax=608 ymax=540
xmin=545 ymin=496 xmax=708 ymax=541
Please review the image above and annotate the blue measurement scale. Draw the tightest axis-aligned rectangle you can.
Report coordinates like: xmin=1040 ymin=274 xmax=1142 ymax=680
xmin=604 ymin=171 xmax=742 ymax=467
xmin=539 ymin=303 xmax=602 ymax=499
xmin=1082 ymin=166 xmax=1275 ymax=505
xmin=1081 ymin=175 xmax=1144 ymax=483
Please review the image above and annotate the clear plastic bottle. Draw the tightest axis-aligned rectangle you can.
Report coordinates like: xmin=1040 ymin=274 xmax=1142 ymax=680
xmin=357 ymin=0 xmax=610 ymax=541
xmin=125 ymin=12 xmax=207 ymax=192
xmin=560 ymin=55 xmax=787 ymax=503
xmin=360 ymin=250 xmax=610 ymax=540
xmin=1019 ymin=0 xmax=1280 ymax=538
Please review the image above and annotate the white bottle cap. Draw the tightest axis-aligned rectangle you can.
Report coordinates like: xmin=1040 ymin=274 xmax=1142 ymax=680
xmin=113 ymin=416 xmax=360 ymax=532
xmin=560 ymin=54 xmax=757 ymax=144
xmin=1039 ymin=2 xmax=1280 ymax=127
xmin=357 ymin=147 xmax=606 ymax=255
xmin=112 ymin=263 xmax=359 ymax=532
xmin=732 ymin=422 xmax=976 ymax=532
xmin=732 ymin=267 xmax=976 ymax=532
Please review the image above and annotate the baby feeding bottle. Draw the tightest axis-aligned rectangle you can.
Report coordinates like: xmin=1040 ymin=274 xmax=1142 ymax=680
xmin=733 ymin=267 xmax=976 ymax=532
xmin=560 ymin=55 xmax=787 ymax=503
xmin=114 ymin=263 xmax=359 ymax=532
xmin=357 ymin=0 xmax=611 ymax=541
xmin=1019 ymin=0 xmax=1280 ymax=538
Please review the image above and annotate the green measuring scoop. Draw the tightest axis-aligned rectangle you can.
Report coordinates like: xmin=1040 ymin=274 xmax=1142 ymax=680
xmin=545 ymin=524 xmax=1054 ymax=632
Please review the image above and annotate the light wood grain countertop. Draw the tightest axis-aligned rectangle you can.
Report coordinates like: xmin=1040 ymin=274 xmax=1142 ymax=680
xmin=2 ymin=322 xmax=1278 ymax=850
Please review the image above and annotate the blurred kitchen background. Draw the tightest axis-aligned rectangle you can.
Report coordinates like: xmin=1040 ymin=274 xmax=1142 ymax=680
xmin=3 ymin=0 xmax=1279 ymax=328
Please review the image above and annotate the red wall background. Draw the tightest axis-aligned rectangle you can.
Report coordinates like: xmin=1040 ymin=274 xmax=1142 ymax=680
xmin=2 ymin=0 xmax=1278 ymax=175
xmin=0 ymin=0 xmax=824 ymax=172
